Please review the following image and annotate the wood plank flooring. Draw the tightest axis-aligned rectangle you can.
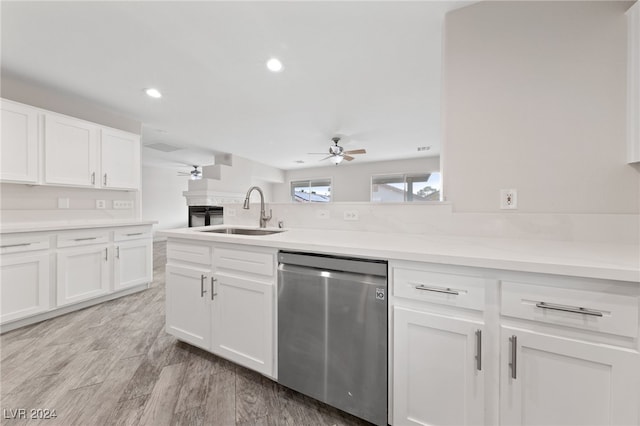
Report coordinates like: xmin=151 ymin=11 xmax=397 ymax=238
xmin=0 ymin=242 xmax=371 ymax=426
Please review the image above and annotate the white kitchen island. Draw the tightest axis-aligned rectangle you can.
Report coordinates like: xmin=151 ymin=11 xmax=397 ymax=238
xmin=159 ymin=225 xmax=640 ymax=426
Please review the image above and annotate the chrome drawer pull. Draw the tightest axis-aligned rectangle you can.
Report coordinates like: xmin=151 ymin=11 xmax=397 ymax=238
xmin=415 ymin=284 xmax=459 ymax=295
xmin=1 ymin=243 xmax=31 ymax=249
xmin=74 ymin=237 xmax=98 ymax=241
xmin=475 ymin=329 xmax=482 ymax=371
xmin=125 ymin=232 xmax=144 ymax=236
xmin=509 ymin=335 xmax=517 ymax=379
xmin=200 ymin=275 xmax=207 ymax=297
xmin=535 ymin=301 xmax=603 ymax=317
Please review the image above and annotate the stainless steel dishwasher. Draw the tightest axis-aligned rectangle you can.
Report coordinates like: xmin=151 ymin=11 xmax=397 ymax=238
xmin=277 ymin=251 xmax=388 ymax=426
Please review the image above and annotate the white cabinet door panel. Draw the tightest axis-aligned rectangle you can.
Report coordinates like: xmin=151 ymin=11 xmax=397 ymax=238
xmin=0 ymin=100 xmax=39 ymax=183
xmin=165 ymin=264 xmax=211 ymax=350
xmin=0 ymin=252 xmax=50 ymax=323
xmin=393 ymin=306 xmax=485 ymax=426
xmin=212 ymin=272 xmax=273 ymax=376
xmin=114 ymin=239 xmax=152 ymax=290
xmin=100 ymin=128 xmax=140 ymax=189
xmin=44 ymin=113 xmax=98 ymax=186
xmin=500 ymin=326 xmax=639 ymax=426
xmin=57 ymin=244 xmax=109 ymax=306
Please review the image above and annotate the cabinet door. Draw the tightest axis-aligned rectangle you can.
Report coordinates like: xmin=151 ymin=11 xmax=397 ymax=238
xmin=100 ymin=128 xmax=140 ymax=189
xmin=57 ymin=244 xmax=110 ymax=306
xmin=0 ymin=100 xmax=39 ymax=183
xmin=500 ymin=326 xmax=639 ymax=426
xmin=0 ymin=252 xmax=50 ymax=324
xmin=211 ymin=272 xmax=274 ymax=377
xmin=165 ymin=264 xmax=211 ymax=350
xmin=393 ymin=307 xmax=485 ymax=426
xmin=114 ymin=239 xmax=152 ymax=291
xmin=44 ymin=113 xmax=99 ymax=186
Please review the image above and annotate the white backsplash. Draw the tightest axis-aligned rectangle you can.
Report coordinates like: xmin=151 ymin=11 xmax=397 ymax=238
xmin=223 ymin=201 xmax=639 ymax=244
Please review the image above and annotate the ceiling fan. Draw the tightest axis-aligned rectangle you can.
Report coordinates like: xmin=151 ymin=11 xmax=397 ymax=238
xmin=309 ymin=137 xmax=367 ymax=164
xmin=177 ymin=165 xmax=202 ymax=180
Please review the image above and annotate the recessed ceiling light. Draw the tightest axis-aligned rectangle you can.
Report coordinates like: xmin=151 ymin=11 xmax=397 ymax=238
xmin=266 ymin=58 xmax=283 ymax=73
xmin=417 ymin=146 xmax=431 ymax=152
xmin=145 ymin=88 xmax=162 ymax=98
xmin=295 ymin=160 xmax=305 ymax=164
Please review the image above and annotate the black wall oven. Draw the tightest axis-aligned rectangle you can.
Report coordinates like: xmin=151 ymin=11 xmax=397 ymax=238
xmin=188 ymin=206 xmax=223 ymax=227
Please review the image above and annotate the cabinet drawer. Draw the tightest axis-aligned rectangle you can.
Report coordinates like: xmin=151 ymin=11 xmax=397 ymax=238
xmin=501 ymin=281 xmax=639 ymax=338
xmin=393 ymin=267 xmax=485 ymax=310
xmin=167 ymin=242 xmax=212 ymax=266
xmin=214 ymin=247 xmax=275 ymax=277
xmin=57 ymin=230 xmax=109 ymax=248
xmin=0 ymin=235 xmax=50 ymax=254
xmin=114 ymin=226 xmax=152 ymax=242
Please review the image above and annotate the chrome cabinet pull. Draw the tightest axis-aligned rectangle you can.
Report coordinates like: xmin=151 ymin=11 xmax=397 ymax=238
xmin=116 ymin=246 xmax=120 ymax=259
xmin=414 ymin=284 xmax=459 ymax=295
xmin=91 ymin=172 xmax=96 ymax=185
xmin=1 ymin=243 xmax=31 ymax=249
xmin=509 ymin=335 xmax=517 ymax=379
xmin=74 ymin=237 xmax=97 ymax=241
xmin=104 ymin=248 xmax=108 ymax=261
xmin=103 ymin=173 xmax=107 ymax=186
xmin=211 ymin=277 xmax=217 ymax=300
xmin=200 ymin=274 xmax=207 ymax=297
xmin=535 ymin=301 xmax=603 ymax=317
xmin=475 ymin=329 xmax=482 ymax=371
xmin=126 ymin=232 xmax=143 ymax=237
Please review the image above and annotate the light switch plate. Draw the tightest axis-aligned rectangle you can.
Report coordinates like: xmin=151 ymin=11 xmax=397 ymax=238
xmin=58 ymin=198 xmax=69 ymax=209
xmin=113 ymin=200 xmax=134 ymax=209
xmin=344 ymin=210 xmax=359 ymax=221
xmin=96 ymin=200 xmax=106 ymax=209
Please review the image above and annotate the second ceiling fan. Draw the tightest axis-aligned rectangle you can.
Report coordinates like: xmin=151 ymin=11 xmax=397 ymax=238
xmin=310 ymin=137 xmax=367 ymax=164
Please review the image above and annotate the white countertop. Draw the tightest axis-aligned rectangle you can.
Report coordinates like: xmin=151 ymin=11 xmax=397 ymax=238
xmin=0 ymin=220 xmax=157 ymax=234
xmin=158 ymin=225 xmax=640 ymax=283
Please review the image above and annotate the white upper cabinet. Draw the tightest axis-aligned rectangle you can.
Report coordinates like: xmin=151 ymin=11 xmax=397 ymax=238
xmin=101 ymin=128 xmax=140 ymax=190
xmin=628 ymin=2 xmax=640 ymax=163
xmin=44 ymin=113 xmax=100 ymax=187
xmin=0 ymin=99 xmax=39 ymax=183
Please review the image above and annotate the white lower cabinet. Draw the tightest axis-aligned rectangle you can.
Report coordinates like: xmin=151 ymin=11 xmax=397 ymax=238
xmin=211 ymin=272 xmax=273 ymax=376
xmin=500 ymin=326 xmax=640 ymax=426
xmin=57 ymin=244 xmax=110 ymax=306
xmin=165 ymin=264 xmax=212 ymax=350
xmin=165 ymin=240 xmax=276 ymax=378
xmin=114 ymin=239 xmax=152 ymax=291
xmin=393 ymin=307 xmax=485 ymax=426
xmin=0 ymin=252 xmax=50 ymax=323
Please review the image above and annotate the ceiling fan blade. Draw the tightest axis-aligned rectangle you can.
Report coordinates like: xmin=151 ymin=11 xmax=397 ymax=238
xmin=344 ymin=149 xmax=366 ymax=155
xmin=319 ymin=155 xmax=334 ymax=161
xmin=343 ymin=155 xmax=355 ymax=161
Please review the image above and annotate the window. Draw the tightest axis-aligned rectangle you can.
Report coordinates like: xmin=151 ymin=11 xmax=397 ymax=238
xmin=291 ymin=178 xmax=332 ymax=203
xmin=371 ymin=172 xmax=441 ymax=203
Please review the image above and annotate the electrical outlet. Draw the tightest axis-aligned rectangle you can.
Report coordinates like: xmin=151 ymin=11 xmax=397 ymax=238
xmin=500 ymin=189 xmax=518 ymax=209
xmin=113 ymin=200 xmax=134 ymax=209
xmin=226 ymin=208 xmax=236 ymax=217
xmin=58 ymin=198 xmax=69 ymax=209
xmin=343 ymin=210 xmax=359 ymax=221
xmin=96 ymin=200 xmax=106 ymax=209
xmin=316 ymin=209 xmax=330 ymax=220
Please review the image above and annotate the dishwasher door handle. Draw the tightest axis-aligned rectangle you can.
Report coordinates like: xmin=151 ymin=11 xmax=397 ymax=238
xmin=279 ymin=263 xmax=385 ymax=286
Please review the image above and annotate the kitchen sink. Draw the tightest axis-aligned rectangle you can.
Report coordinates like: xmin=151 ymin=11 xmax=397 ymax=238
xmin=199 ymin=227 xmax=284 ymax=236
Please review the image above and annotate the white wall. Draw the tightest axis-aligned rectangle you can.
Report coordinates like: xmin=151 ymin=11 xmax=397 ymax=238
xmin=0 ymin=183 xmax=138 ymax=223
xmin=273 ymin=156 xmax=440 ymax=202
xmin=442 ymin=1 xmax=639 ymax=213
xmin=141 ymin=166 xmax=189 ymax=234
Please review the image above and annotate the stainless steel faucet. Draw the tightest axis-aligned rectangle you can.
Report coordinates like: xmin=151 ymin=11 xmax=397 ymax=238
xmin=243 ymin=186 xmax=272 ymax=228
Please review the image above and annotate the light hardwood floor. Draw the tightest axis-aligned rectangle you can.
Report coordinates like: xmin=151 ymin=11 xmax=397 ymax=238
xmin=0 ymin=242 xmax=371 ymax=426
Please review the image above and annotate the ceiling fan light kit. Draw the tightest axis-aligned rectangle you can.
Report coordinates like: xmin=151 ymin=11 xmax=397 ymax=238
xmin=177 ymin=165 xmax=202 ymax=180
xmin=309 ymin=136 xmax=367 ymax=165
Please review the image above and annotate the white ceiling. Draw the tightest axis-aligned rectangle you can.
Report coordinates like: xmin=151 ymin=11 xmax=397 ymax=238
xmin=1 ymin=1 xmax=470 ymax=171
